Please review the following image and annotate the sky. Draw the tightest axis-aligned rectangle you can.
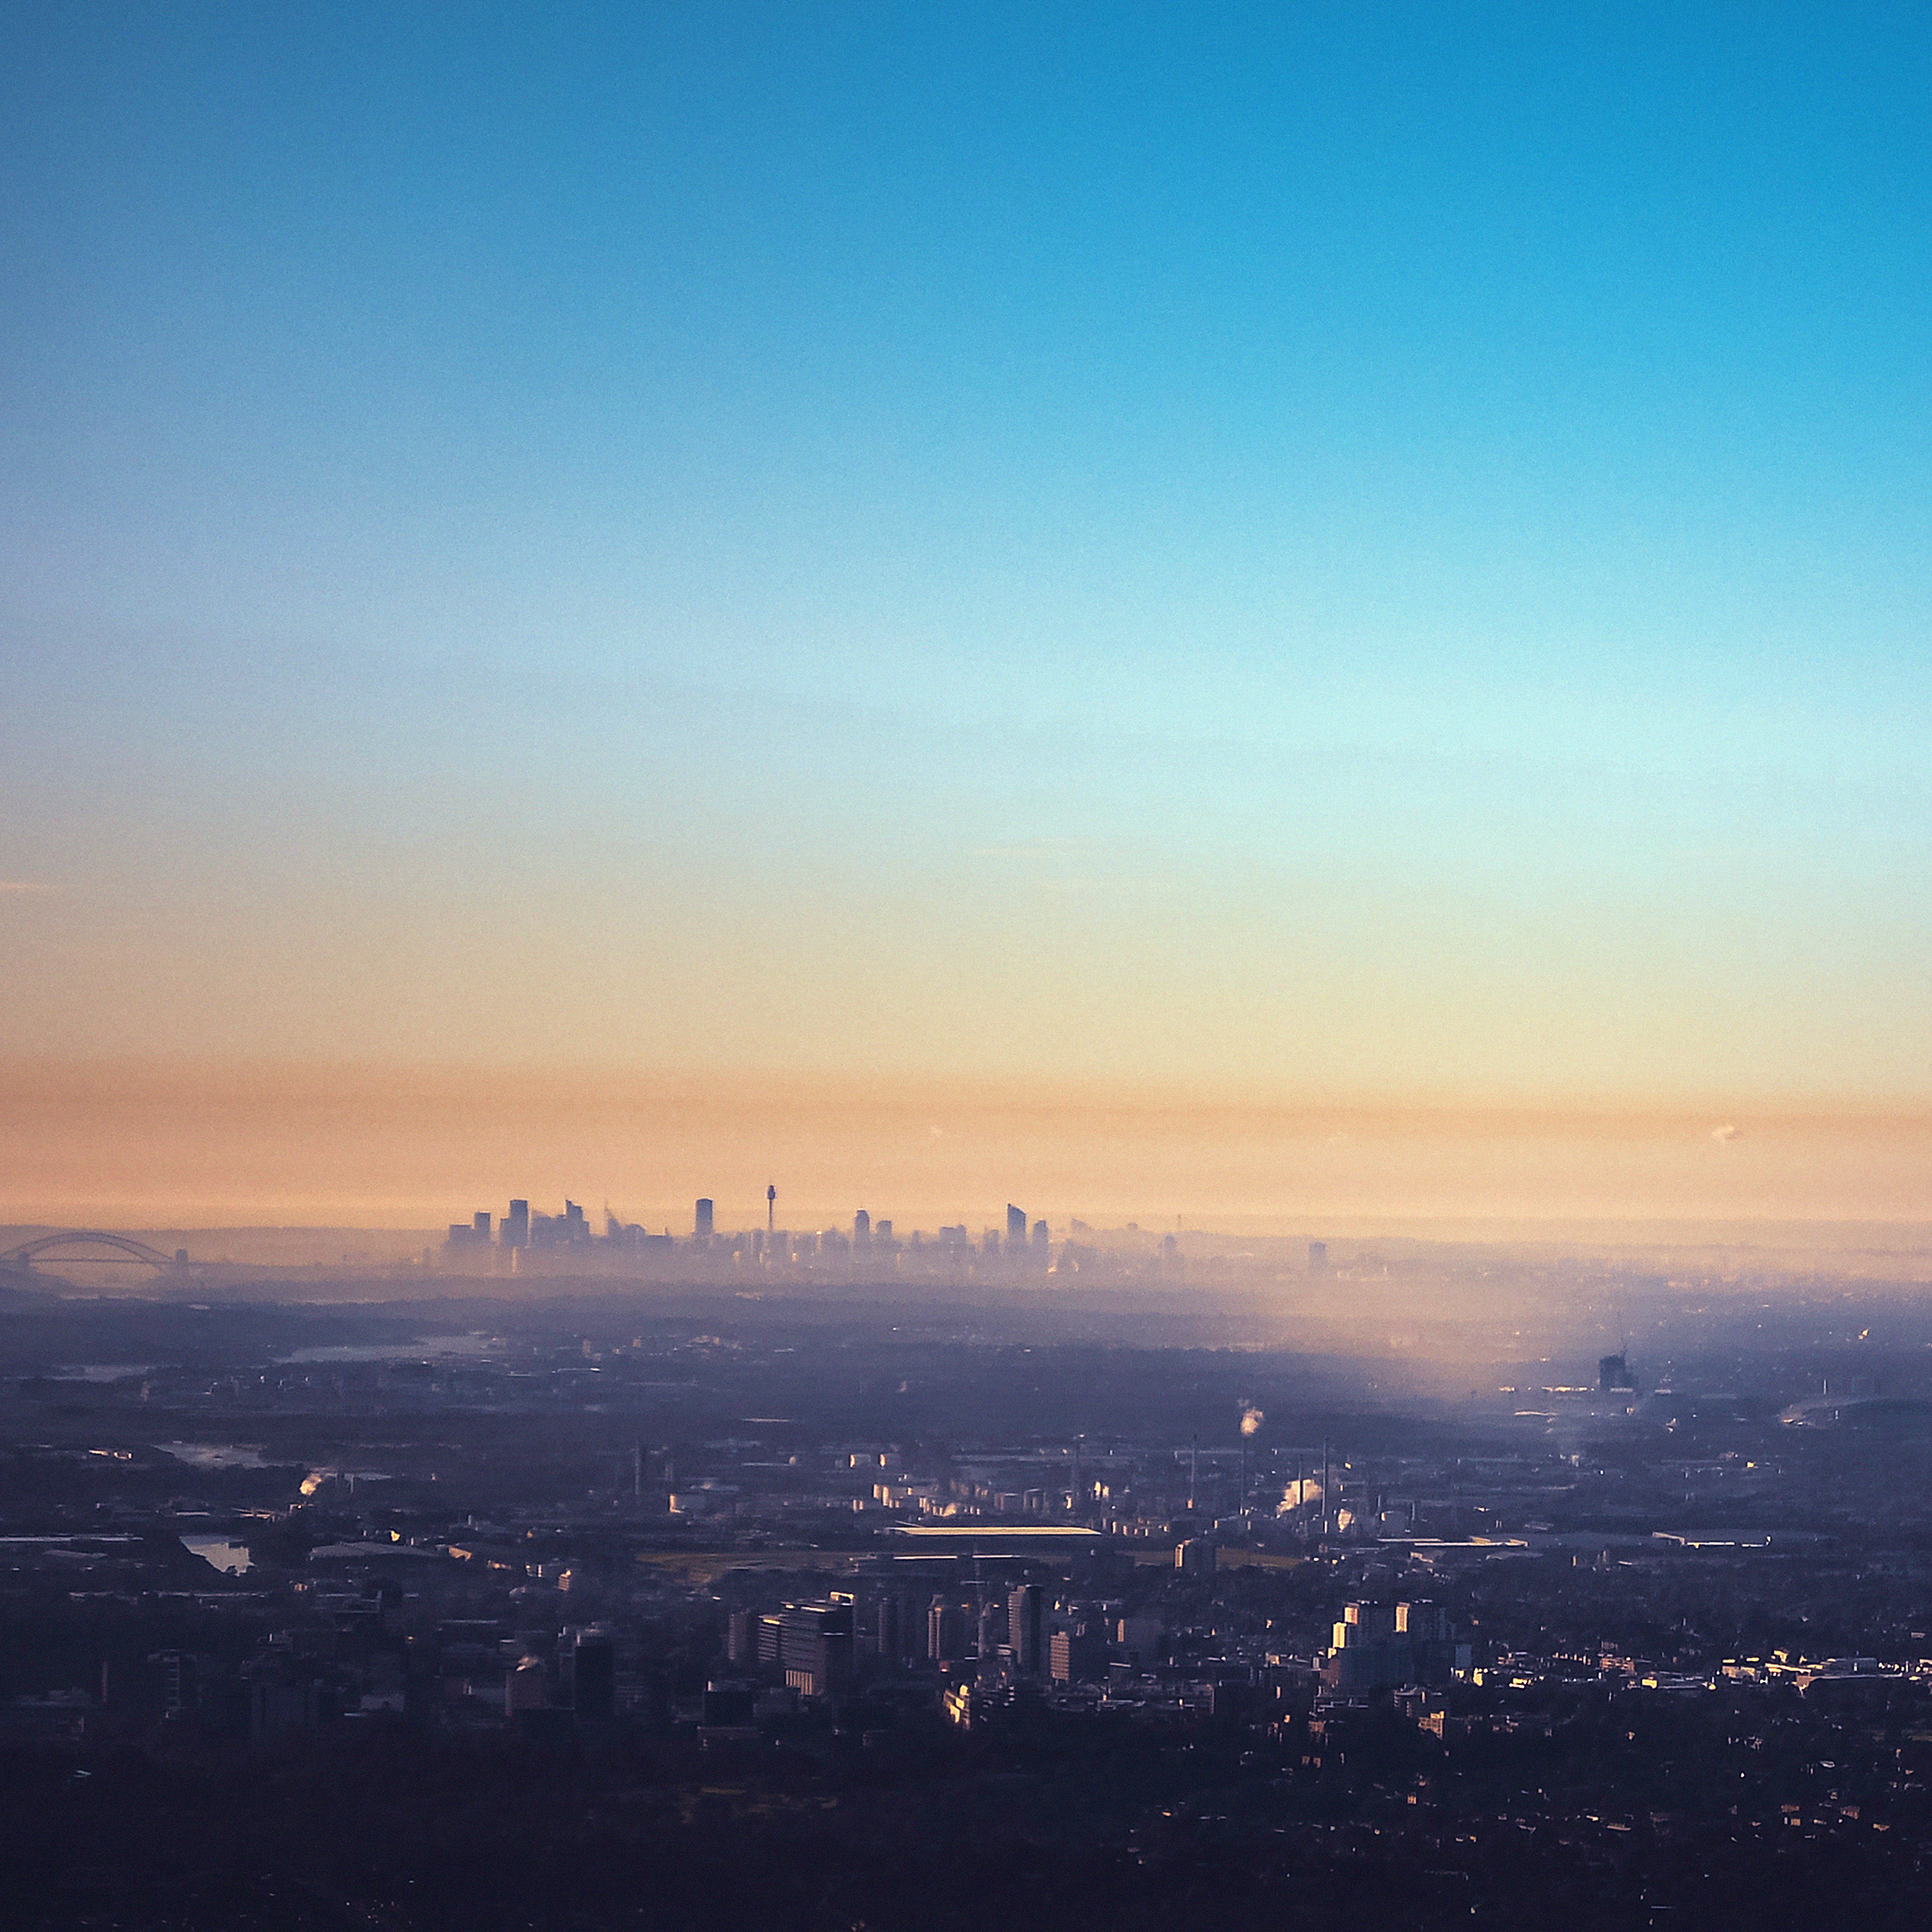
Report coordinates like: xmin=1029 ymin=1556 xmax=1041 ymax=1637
xmin=2 ymin=4 xmax=1928 ymax=1228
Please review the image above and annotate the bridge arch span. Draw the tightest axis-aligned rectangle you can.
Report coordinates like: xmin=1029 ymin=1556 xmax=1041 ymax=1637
xmin=0 ymin=1231 xmax=178 ymax=1271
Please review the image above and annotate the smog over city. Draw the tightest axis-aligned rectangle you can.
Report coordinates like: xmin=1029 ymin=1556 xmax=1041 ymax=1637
xmin=4 ymin=6 xmax=1931 ymax=1931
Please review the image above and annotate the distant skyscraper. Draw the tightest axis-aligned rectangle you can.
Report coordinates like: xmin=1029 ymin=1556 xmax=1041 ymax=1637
xmin=767 ymin=1183 xmax=776 ymax=1234
xmin=1007 ymin=1584 xmax=1043 ymax=1675
xmin=1006 ymin=1204 xmax=1027 ymax=1247
xmin=878 ymin=1593 xmax=914 ymax=1662
xmin=694 ymin=1198 xmax=714 ymax=1240
xmin=570 ymin=1630 xmax=615 ymax=1723
xmin=1308 ymin=1240 xmax=1329 ymax=1274
xmin=854 ymin=1209 xmax=871 ymax=1247
xmin=926 ymin=1597 xmax=963 ymax=1662
xmin=473 ymin=1211 xmax=491 ymax=1242
xmin=504 ymin=1200 xmax=529 ymax=1249
xmin=779 ymin=1601 xmax=853 ymax=1697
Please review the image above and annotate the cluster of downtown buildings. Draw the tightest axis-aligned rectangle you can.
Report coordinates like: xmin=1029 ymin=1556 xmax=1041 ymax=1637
xmin=443 ymin=1195 xmax=1177 ymax=1279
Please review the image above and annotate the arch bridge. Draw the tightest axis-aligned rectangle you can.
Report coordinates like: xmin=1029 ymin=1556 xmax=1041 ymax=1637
xmin=1 ymin=1231 xmax=180 ymax=1274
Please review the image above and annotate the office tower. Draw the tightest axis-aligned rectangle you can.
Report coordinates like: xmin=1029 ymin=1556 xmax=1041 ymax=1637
xmin=1049 ymin=1622 xmax=1105 ymax=1686
xmin=1031 ymin=1219 xmax=1049 ymax=1251
xmin=1308 ymin=1240 xmax=1329 ymax=1274
xmin=504 ymin=1656 xmax=547 ymax=1715
xmin=854 ymin=1209 xmax=871 ymax=1247
xmin=571 ymin=1629 xmax=615 ymax=1722
xmin=694 ymin=1198 xmax=714 ymax=1240
xmin=1007 ymin=1204 xmax=1027 ymax=1247
xmin=726 ymin=1610 xmax=755 ymax=1666
xmin=504 ymin=1200 xmax=530 ymax=1248
xmin=756 ymin=1613 xmax=784 ymax=1668
xmin=779 ymin=1602 xmax=853 ymax=1697
xmin=926 ymin=1598 xmax=964 ymax=1663
xmin=1007 ymin=1584 xmax=1044 ymax=1675
xmin=1175 ymin=1537 xmax=1215 ymax=1577
xmin=876 ymin=1593 xmax=907 ymax=1663
xmin=473 ymin=1211 xmax=491 ymax=1242
xmin=977 ymin=1593 xmax=1005 ymax=1660
xmin=702 ymin=1681 xmax=755 ymax=1727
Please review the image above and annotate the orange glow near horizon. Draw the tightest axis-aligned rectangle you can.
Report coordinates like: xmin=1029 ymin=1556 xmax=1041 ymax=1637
xmin=2 ymin=1057 xmax=1927 ymax=1240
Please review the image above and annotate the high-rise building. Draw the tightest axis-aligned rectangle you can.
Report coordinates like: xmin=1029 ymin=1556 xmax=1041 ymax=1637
xmin=504 ymin=1656 xmax=547 ymax=1715
xmin=1324 ymin=1598 xmax=1470 ymax=1693
xmin=1007 ymin=1204 xmax=1028 ymax=1247
xmin=1049 ymin=1622 xmax=1105 ymax=1686
xmin=504 ymin=1200 xmax=529 ymax=1248
xmin=1007 ymin=1584 xmax=1043 ymax=1675
xmin=976 ymin=1593 xmax=1005 ymax=1660
xmin=473 ymin=1211 xmax=492 ymax=1242
xmin=1308 ymin=1240 xmax=1329 ymax=1274
xmin=854 ymin=1209 xmax=871 ymax=1247
xmin=570 ymin=1629 xmax=615 ymax=1723
xmin=694 ymin=1198 xmax=714 ymax=1240
xmin=757 ymin=1614 xmax=784 ymax=1667
xmin=780 ymin=1602 xmax=853 ymax=1697
xmin=926 ymin=1597 xmax=964 ymax=1663
xmin=877 ymin=1593 xmax=915 ymax=1662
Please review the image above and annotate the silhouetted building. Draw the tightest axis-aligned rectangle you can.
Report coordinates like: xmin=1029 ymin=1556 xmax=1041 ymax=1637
xmin=571 ymin=1629 xmax=615 ymax=1723
xmin=530 ymin=1201 xmax=590 ymax=1247
xmin=694 ymin=1198 xmax=714 ymax=1240
xmin=504 ymin=1199 xmax=529 ymax=1248
xmin=854 ymin=1209 xmax=871 ymax=1248
xmin=1308 ymin=1240 xmax=1328 ymax=1274
xmin=702 ymin=1681 xmax=755 ymax=1727
xmin=504 ymin=1656 xmax=547 ymax=1716
xmin=877 ymin=1593 xmax=918 ymax=1662
xmin=1049 ymin=1622 xmax=1106 ymax=1685
xmin=781 ymin=1602 xmax=853 ymax=1697
xmin=977 ymin=1594 xmax=1006 ymax=1660
xmin=1324 ymin=1598 xmax=1470 ymax=1693
xmin=927 ymin=1597 xmax=965 ymax=1663
xmin=1600 ymin=1351 xmax=1639 ymax=1392
xmin=1007 ymin=1584 xmax=1043 ymax=1675
xmin=756 ymin=1614 xmax=784 ymax=1668
xmin=1007 ymin=1204 xmax=1028 ymax=1247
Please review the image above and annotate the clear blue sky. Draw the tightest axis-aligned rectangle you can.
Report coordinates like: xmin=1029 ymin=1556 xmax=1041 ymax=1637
xmin=3 ymin=1 xmax=1928 ymax=1109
